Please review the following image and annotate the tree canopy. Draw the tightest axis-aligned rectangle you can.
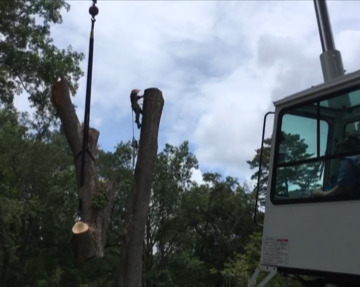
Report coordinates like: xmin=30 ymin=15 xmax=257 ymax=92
xmin=0 ymin=0 xmax=83 ymax=124
xmin=0 ymin=108 xmax=308 ymax=286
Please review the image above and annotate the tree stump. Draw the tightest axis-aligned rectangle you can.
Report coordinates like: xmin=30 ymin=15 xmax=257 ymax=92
xmin=119 ymin=88 xmax=164 ymax=287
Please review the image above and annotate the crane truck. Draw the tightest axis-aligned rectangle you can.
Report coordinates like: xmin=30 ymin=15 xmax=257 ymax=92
xmin=249 ymin=1 xmax=360 ymax=286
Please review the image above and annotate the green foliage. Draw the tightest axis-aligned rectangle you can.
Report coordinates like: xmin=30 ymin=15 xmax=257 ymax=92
xmin=176 ymin=175 xmax=255 ymax=286
xmin=145 ymin=142 xmax=200 ymax=286
xmin=247 ymin=133 xmax=318 ymax=198
xmin=1 ymin=110 xmax=304 ymax=287
xmin=91 ymin=190 xmax=108 ymax=210
xmin=97 ymin=142 xmax=133 ymax=249
xmin=222 ymin=232 xmax=262 ymax=286
xmin=277 ymin=132 xmax=322 ymax=196
xmin=144 ymin=141 xmax=256 ymax=287
xmin=247 ymin=137 xmax=272 ymax=195
xmin=0 ymin=0 xmax=83 ymax=124
xmin=0 ymin=108 xmax=77 ymax=286
xmin=0 ymin=108 xmax=123 ymax=287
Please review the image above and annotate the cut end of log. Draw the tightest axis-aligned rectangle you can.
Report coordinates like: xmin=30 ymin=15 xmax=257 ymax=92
xmin=71 ymin=222 xmax=97 ymax=261
xmin=72 ymin=221 xmax=89 ymax=234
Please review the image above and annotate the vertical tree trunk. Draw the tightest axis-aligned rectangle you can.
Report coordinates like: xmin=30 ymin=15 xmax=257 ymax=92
xmin=119 ymin=88 xmax=164 ymax=287
xmin=52 ymin=77 xmax=114 ymax=260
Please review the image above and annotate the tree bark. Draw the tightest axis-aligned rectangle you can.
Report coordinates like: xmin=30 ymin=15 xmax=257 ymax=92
xmin=119 ymin=88 xmax=164 ymax=287
xmin=52 ymin=77 xmax=114 ymax=260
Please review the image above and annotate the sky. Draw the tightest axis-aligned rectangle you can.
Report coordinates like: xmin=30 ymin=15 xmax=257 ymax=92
xmin=15 ymin=0 xmax=360 ymax=185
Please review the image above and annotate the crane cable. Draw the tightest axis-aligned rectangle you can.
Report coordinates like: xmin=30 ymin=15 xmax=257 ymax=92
xmin=76 ymin=0 xmax=99 ymax=223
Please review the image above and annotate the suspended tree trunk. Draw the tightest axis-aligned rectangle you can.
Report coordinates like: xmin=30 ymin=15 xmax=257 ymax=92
xmin=52 ymin=77 xmax=114 ymax=260
xmin=119 ymin=88 xmax=164 ymax=287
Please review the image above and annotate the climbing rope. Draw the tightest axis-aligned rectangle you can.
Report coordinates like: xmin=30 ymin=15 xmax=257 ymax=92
xmin=131 ymin=107 xmax=136 ymax=140
xmin=131 ymin=110 xmax=139 ymax=169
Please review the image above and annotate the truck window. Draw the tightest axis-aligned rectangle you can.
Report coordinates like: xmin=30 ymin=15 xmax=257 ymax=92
xmin=271 ymin=89 xmax=360 ymax=203
xmin=274 ymin=114 xmax=328 ymax=199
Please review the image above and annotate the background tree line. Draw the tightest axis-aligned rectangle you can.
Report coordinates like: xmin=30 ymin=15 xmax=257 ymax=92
xmin=0 ymin=107 xmax=255 ymax=286
xmin=0 ymin=107 xmax=305 ymax=287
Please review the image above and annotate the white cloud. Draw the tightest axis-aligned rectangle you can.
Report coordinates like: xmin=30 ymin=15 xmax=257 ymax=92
xmin=13 ymin=1 xmax=360 ymax=183
xmin=191 ymin=168 xmax=204 ymax=185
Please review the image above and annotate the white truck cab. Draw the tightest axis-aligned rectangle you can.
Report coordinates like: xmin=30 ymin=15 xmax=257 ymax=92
xmin=250 ymin=69 xmax=360 ymax=287
xmin=250 ymin=1 xmax=360 ymax=285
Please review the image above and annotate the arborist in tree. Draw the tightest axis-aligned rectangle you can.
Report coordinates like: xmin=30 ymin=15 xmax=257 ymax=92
xmin=130 ymin=89 xmax=143 ymax=129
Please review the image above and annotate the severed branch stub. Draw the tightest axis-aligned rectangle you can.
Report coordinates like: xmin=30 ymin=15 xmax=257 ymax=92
xmin=52 ymin=76 xmax=114 ymax=261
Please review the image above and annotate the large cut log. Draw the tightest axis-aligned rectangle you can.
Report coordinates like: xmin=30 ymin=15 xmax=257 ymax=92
xmin=52 ymin=77 xmax=114 ymax=260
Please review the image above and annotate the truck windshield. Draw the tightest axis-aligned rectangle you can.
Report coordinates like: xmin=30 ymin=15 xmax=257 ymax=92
xmin=272 ymin=88 xmax=360 ymax=203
